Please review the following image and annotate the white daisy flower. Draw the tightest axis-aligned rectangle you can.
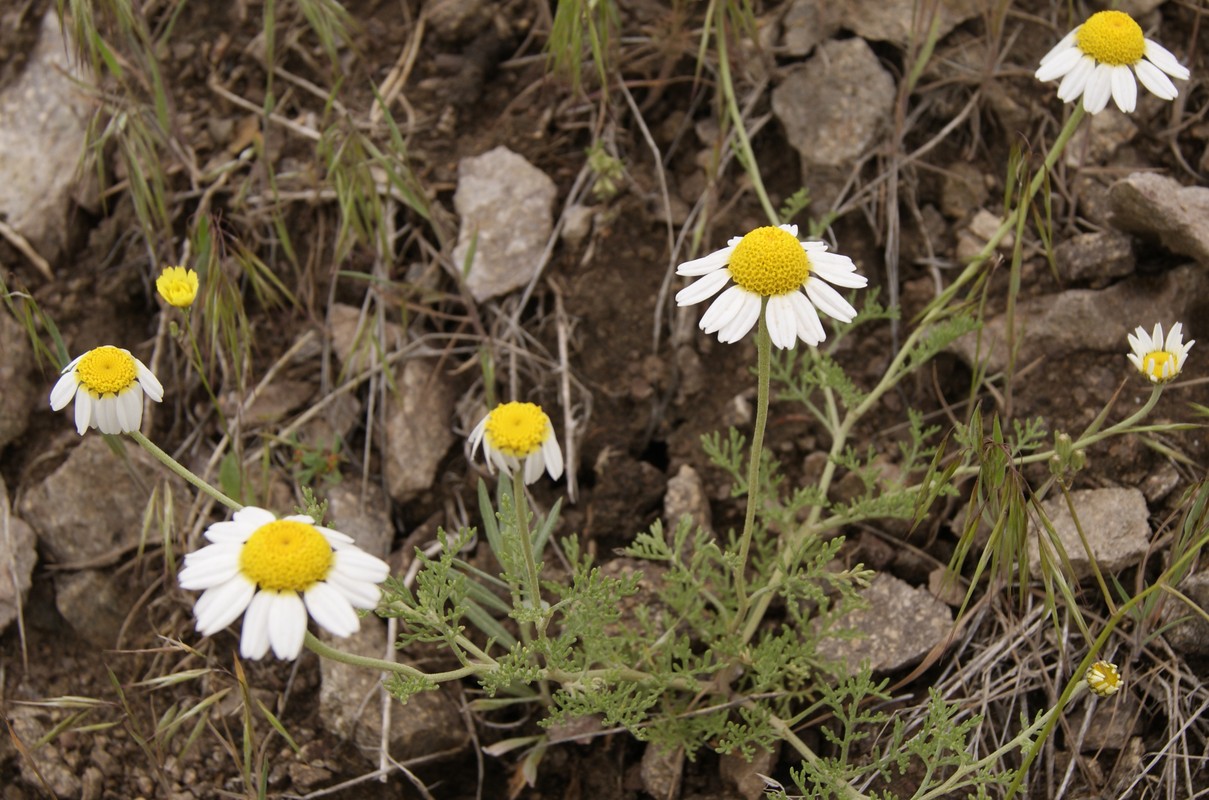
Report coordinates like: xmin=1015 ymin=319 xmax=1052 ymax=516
xmin=674 ymin=224 xmax=867 ymax=349
xmin=469 ymin=401 xmax=564 ymax=485
xmin=1086 ymin=660 xmax=1122 ymax=698
xmin=1127 ymin=322 xmax=1194 ymax=384
xmin=179 ymin=507 xmax=390 ymax=660
xmin=1035 ymin=10 xmax=1190 ymax=115
xmin=49 ymin=345 xmax=164 ymax=435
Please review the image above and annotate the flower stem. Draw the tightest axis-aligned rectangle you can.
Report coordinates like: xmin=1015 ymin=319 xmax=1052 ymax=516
xmin=128 ymin=430 xmax=243 ymax=512
xmin=303 ymin=631 xmax=482 ymax=682
xmin=512 ymin=471 xmax=548 ymax=640
xmin=733 ymin=301 xmax=771 ymax=630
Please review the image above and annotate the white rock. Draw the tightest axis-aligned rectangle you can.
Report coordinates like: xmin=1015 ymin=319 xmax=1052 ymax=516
xmin=452 ymin=146 xmax=557 ymax=302
xmin=1029 ymin=488 xmax=1151 ymax=579
xmin=0 ymin=11 xmax=96 ymax=264
xmin=825 ymin=573 xmax=953 ymax=673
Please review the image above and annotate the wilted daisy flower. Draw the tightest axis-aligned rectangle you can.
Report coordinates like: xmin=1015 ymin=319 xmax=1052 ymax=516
xmin=469 ymin=401 xmax=563 ymax=484
xmin=1035 ymin=10 xmax=1190 ymax=114
xmin=674 ymin=224 xmax=867 ymax=349
xmin=49 ymin=346 xmax=164 ymax=435
xmin=1086 ymin=660 xmax=1122 ymax=698
xmin=156 ymin=265 xmax=199 ymax=308
xmin=1127 ymin=322 xmax=1194 ymax=383
xmin=179 ymin=507 xmax=390 ymax=660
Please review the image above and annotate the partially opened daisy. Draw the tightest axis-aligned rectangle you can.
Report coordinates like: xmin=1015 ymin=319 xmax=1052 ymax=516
xmin=1127 ymin=322 xmax=1193 ymax=384
xmin=470 ymin=401 xmax=563 ymax=484
xmin=49 ymin=346 xmax=164 ymax=435
xmin=1086 ymin=660 xmax=1122 ymax=698
xmin=156 ymin=265 xmax=199 ymax=308
xmin=179 ymin=507 xmax=390 ymax=660
xmin=1035 ymin=10 xmax=1190 ymax=114
xmin=674 ymin=224 xmax=867 ymax=349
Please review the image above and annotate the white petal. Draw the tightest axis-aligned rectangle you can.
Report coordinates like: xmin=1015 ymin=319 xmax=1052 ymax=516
xmin=805 ymin=279 xmax=858 ymax=323
xmin=316 ymin=526 xmax=355 ymax=545
xmin=810 ymin=257 xmax=868 ymax=289
xmin=676 ymin=246 xmax=734 ymax=277
xmin=778 ymin=223 xmax=799 ymax=237
xmin=1135 ymin=59 xmax=1178 ymax=101
xmin=541 ymin=433 xmax=564 ymax=480
xmin=1127 ymin=353 xmax=1143 ymax=371
xmin=1036 ymin=45 xmax=1083 ymax=82
xmin=74 ymin=390 xmax=92 ymax=435
xmin=1109 ymin=65 xmax=1137 ymax=113
xmin=239 ymin=591 xmax=273 ymax=659
xmin=50 ymin=373 xmax=80 ymax=411
xmin=1039 ymin=29 xmax=1078 ymax=68
xmin=194 ymin=576 xmax=256 ymax=636
xmin=765 ymin=295 xmax=798 ymax=350
xmin=1082 ymin=64 xmax=1113 ymax=114
xmin=304 ymin=582 xmax=361 ymax=638
xmin=266 ymin=591 xmax=307 ymax=659
xmin=333 ymin=548 xmax=391 ymax=584
xmin=699 ymin=285 xmax=747 ymax=335
xmin=1144 ymin=39 xmax=1189 ymax=80
xmin=522 ymin=451 xmax=544 ymax=484
xmin=179 ymin=543 xmax=243 ymax=589
xmin=788 ymin=291 xmax=825 ymax=345
xmin=115 ymin=387 xmax=141 ymax=433
xmin=1165 ymin=323 xmax=1184 ymax=351
xmin=675 ymin=268 xmax=732 ymax=306
xmin=717 ymin=292 xmax=761 ymax=343
xmin=95 ymin=396 xmax=119 ymax=435
xmin=326 ymin=569 xmax=384 ymax=609
xmin=135 ymin=360 xmax=164 ymax=402
xmin=1057 ymin=55 xmax=1095 ymax=103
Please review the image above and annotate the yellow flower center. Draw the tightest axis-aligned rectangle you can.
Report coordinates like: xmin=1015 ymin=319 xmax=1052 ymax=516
xmin=727 ymin=226 xmax=810 ymax=297
xmin=1086 ymin=661 xmax=1121 ymax=697
xmin=156 ymin=266 xmax=199 ymax=308
xmin=76 ymin=346 xmax=138 ymax=396
xmin=239 ymin=520 xmax=333 ymax=591
xmin=485 ymin=402 xmax=549 ymax=458
xmin=1140 ymin=350 xmax=1178 ymax=382
xmin=1076 ymin=11 xmax=1145 ymax=66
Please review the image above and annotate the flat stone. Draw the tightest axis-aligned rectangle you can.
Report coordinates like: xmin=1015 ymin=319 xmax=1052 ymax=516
xmin=18 ymin=436 xmax=188 ymax=565
xmin=950 ymin=264 xmax=1208 ymax=374
xmin=0 ymin=11 xmax=96 ymax=264
xmin=1028 ymin=488 xmax=1151 ymax=579
xmin=940 ymin=161 xmax=988 ymax=220
xmin=382 ymin=359 xmax=455 ymax=501
xmin=779 ymin=0 xmax=841 ymax=57
xmin=1055 ymin=230 xmax=1135 ymax=288
xmin=1065 ymin=109 xmax=1136 ymax=167
xmin=640 ymin=743 xmax=684 ymax=799
xmin=318 ymin=619 xmax=469 ymax=763
xmin=54 ymin=569 xmax=129 ymax=648
xmin=720 ymin=743 xmax=780 ymax=800
xmin=0 ymin=312 xmax=35 ymax=449
xmin=8 ymin=705 xmax=82 ymax=798
xmin=323 ymin=480 xmax=394 ymax=560
xmin=772 ymin=38 xmax=895 ymax=208
xmin=826 ymin=573 xmax=953 ymax=673
xmin=1162 ymin=571 xmax=1209 ymax=657
xmin=328 ymin=303 xmax=405 ymax=377
xmin=452 ymin=146 xmax=557 ymax=302
xmin=1109 ymin=173 xmax=1209 ymax=265
xmin=0 ymin=477 xmax=37 ymax=635
xmin=841 ymin=0 xmax=981 ymax=46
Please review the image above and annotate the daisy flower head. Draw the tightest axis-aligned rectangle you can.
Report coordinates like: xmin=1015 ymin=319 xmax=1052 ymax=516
xmin=469 ymin=401 xmax=564 ymax=485
xmin=49 ymin=346 xmax=164 ymax=435
xmin=178 ymin=507 xmax=390 ymax=660
xmin=674 ymin=224 xmax=867 ymax=349
xmin=156 ymin=265 xmax=199 ymax=308
xmin=1035 ymin=10 xmax=1190 ymax=114
xmin=1127 ymin=322 xmax=1193 ymax=384
xmin=1086 ymin=660 xmax=1122 ymax=698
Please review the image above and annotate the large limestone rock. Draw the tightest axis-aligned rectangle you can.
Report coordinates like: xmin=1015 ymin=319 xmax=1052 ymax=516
xmin=826 ymin=573 xmax=953 ymax=673
xmin=1109 ymin=172 xmax=1209 ymax=265
xmin=1029 ymin=488 xmax=1151 ymax=579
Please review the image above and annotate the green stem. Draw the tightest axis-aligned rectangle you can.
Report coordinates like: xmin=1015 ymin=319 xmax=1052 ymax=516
xmin=303 ymin=631 xmax=483 ymax=682
xmin=733 ymin=302 xmax=771 ymax=631
xmin=512 ymin=471 xmax=548 ymax=640
xmin=128 ymin=430 xmax=242 ymax=511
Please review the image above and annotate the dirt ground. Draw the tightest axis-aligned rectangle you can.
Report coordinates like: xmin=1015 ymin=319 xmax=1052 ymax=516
xmin=2 ymin=0 xmax=1209 ymax=798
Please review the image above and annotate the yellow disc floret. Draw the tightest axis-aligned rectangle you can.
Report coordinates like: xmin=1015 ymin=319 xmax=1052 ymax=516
xmin=239 ymin=520 xmax=333 ymax=591
xmin=727 ymin=227 xmax=810 ymax=297
xmin=1086 ymin=660 xmax=1121 ymax=698
xmin=1140 ymin=349 xmax=1176 ymax=382
xmin=76 ymin=346 xmax=138 ymax=396
xmin=1076 ymin=11 xmax=1145 ymax=66
xmin=485 ymin=402 xmax=549 ymax=458
xmin=156 ymin=266 xmax=199 ymax=308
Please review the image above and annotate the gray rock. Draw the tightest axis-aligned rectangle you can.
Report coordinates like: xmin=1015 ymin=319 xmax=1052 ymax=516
xmin=0 ymin=312 xmax=35 ymax=450
xmin=772 ymin=39 xmax=895 ymax=208
xmin=18 ymin=436 xmax=188 ymax=565
xmin=1065 ymin=109 xmax=1136 ymax=167
xmin=328 ymin=303 xmax=405 ymax=377
xmin=1161 ymin=571 xmax=1209 ymax=657
xmin=8 ymin=705 xmax=83 ymax=798
xmin=779 ymin=0 xmax=841 ymax=57
xmin=0 ymin=11 xmax=96 ymax=264
xmin=0 ymin=477 xmax=37 ymax=635
xmin=323 ymin=480 xmax=394 ymax=560
xmin=1109 ymin=173 xmax=1209 ymax=265
xmin=452 ymin=146 xmax=557 ymax=302
xmin=940 ymin=161 xmax=988 ymax=220
xmin=1055 ymin=230 xmax=1135 ymax=288
xmin=54 ymin=569 xmax=129 ymax=648
xmin=1140 ymin=462 xmax=1181 ymax=505
xmin=382 ymin=359 xmax=455 ymax=501
xmin=720 ymin=743 xmax=780 ymax=800
xmin=951 ymin=264 xmax=1207 ymax=374
xmin=318 ymin=619 xmax=468 ymax=763
xmin=664 ymin=464 xmax=711 ymax=533
xmin=640 ymin=742 xmax=684 ymax=800
xmin=1028 ymin=488 xmax=1151 ymax=579
xmin=841 ymin=0 xmax=981 ymax=46
xmin=826 ymin=573 xmax=953 ymax=673
xmin=424 ymin=0 xmax=493 ymax=41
